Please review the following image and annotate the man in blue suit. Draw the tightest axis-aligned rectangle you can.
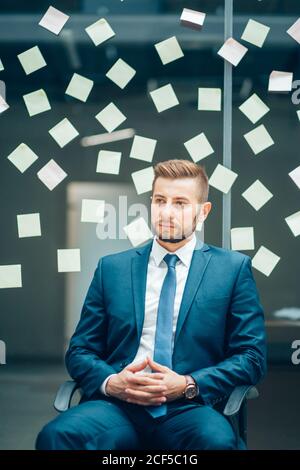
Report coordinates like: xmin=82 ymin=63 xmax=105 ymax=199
xmin=36 ymin=159 xmax=266 ymax=450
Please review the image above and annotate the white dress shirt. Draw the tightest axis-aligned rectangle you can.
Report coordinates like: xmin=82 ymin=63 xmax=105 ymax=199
xmin=100 ymin=232 xmax=197 ymax=395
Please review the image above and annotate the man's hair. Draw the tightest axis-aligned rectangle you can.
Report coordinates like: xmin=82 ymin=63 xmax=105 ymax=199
xmin=152 ymin=159 xmax=209 ymax=203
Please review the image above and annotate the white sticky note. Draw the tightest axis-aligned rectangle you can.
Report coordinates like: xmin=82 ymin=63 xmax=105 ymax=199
xmin=123 ymin=217 xmax=153 ymax=247
xmin=239 ymin=93 xmax=270 ymax=124
xmin=244 ymin=124 xmax=274 ymax=155
xmin=0 ymin=265 xmax=22 ymax=289
xmin=65 ymin=73 xmax=94 ymax=102
xmin=81 ymin=199 xmax=105 ymax=223
xmin=39 ymin=6 xmax=69 ymax=35
xmin=208 ymin=164 xmax=238 ymax=194
xmin=242 ymin=179 xmax=273 ymax=211
xmin=95 ymin=102 xmax=126 ymax=132
xmin=252 ymin=246 xmax=280 ymax=277
xmin=57 ymin=249 xmax=81 ymax=272
xmin=149 ymin=84 xmax=179 ymax=113
xmin=106 ymin=58 xmax=136 ymax=89
xmin=268 ymin=71 xmax=293 ymax=92
xmin=180 ymin=8 xmax=206 ymax=30
xmin=96 ymin=150 xmax=121 ymax=175
xmin=85 ymin=18 xmax=115 ymax=46
xmin=155 ymin=36 xmax=184 ymax=65
xmin=297 ymin=110 xmax=300 ymax=121
xmin=131 ymin=166 xmax=155 ymax=195
xmin=287 ymin=18 xmax=300 ymax=45
xmin=23 ymin=89 xmax=51 ymax=116
xmin=129 ymin=135 xmax=157 ymax=162
xmin=231 ymin=227 xmax=254 ymax=251
xmin=0 ymin=59 xmax=4 ymax=71
xmin=217 ymin=37 xmax=248 ymax=67
xmin=0 ymin=95 xmax=9 ymax=114
xmin=17 ymin=46 xmax=46 ymax=75
xmin=49 ymin=118 xmax=79 ymax=148
xmin=198 ymin=88 xmax=221 ymax=111
xmin=184 ymin=132 xmax=214 ymax=163
xmin=285 ymin=210 xmax=300 ymax=237
xmin=241 ymin=19 xmax=270 ymax=47
xmin=37 ymin=159 xmax=67 ymax=191
xmin=289 ymin=165 xmax=300 ymax=189
xmin=17 ymin=213 xmax=41 ymax=238
xmin=7 ymin=143 xmax=38 ymax=173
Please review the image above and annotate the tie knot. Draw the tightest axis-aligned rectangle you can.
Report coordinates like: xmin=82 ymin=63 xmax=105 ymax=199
xmin=163 ymin=253 xmax=179 ymax=269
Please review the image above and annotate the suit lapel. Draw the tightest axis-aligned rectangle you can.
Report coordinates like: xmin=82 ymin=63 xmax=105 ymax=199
xmin=131 ymin=237 xmax=212 ymax=350
xmin=173 ymin=241 xmax=212 ymax=348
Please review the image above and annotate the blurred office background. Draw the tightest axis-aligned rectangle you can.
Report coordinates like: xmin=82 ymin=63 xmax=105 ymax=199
xmin=0 ymin=0 xmax=300 ymax=449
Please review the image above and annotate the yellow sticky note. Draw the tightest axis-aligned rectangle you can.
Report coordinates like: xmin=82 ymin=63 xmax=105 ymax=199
xmin=0 ymin=265 xmax=22 ymax=288
xmin=123 ymin=217 xmax=153 ymax=247
xmin=65 ymin=73 xmax=94 ymax=102
xmin=95 ymin=102 xmax=126 ymax=132
xmin=23 ymin=89 xmax=51 ymax=116
xmin=252 ymin=246 xmax=280 ymax=277
xmin=85 ymin=18 xmax=115 ymax=46
xmin=96 ymin=150 xmax=122 ymax=175
xmin=7 ymin=143 xmax=38 ymax=173
xmin=49 ymin=118 xmax=79 ymax=148
xmin=106 ymin=58 xmax=136 ymax=89
xmin=17 ymin=46 xmax=46 ymax=75
xmin=57 ymin=249 xmax=81 ymax=272
xmin=149 ymin=84 xmax=179 ymax=113
xmin=131 ymin=166 xmax=155 ymax=195
xmin=184 ymin=132 xmax=214 ymax=162
xmin=17 ymin=213 xmax=41 ymax=238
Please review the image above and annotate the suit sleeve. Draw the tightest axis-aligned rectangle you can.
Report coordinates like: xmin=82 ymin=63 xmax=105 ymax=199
xmin=189 ymin=256 xmax=267 ymax=407
xmin=65 ymin=258 xmax=117 ymax=399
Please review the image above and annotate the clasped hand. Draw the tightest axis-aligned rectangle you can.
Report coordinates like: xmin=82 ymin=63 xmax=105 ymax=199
xmin=106 ymin=356 xmax=186 ymax=406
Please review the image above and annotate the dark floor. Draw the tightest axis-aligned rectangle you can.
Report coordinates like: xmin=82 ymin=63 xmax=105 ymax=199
xmin=0 ymin=363 xmax=299 ymax=450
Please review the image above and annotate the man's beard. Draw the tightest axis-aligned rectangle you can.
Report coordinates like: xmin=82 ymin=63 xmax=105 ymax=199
xmin=156 ymin=215 xmax=200 ymax=243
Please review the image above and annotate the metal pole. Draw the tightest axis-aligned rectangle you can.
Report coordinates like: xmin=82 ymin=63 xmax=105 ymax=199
xmin=222 ymin=0 xmax=233 ymax=249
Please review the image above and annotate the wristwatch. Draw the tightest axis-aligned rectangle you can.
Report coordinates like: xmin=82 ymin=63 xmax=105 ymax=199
xmin=183 ymin=375 xmax=199 ymax=399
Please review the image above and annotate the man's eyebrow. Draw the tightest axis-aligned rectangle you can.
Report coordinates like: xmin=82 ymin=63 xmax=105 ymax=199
xmin=153 ymin=194 xmax=191 ymax=201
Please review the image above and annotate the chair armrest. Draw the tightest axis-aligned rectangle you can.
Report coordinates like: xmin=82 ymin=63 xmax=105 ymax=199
xmin=53 ymin=380 xmax=80 ymax=412
xmin=223 ymin=385 xmax=259 ymax=417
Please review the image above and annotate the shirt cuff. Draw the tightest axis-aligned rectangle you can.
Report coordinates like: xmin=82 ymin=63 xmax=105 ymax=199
xmin=100 ymin=373 xmax=117 ymax=396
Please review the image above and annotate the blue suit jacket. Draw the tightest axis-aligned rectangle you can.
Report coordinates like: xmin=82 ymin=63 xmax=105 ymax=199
xmin=65 ymin=238 xmax=267 ymax=407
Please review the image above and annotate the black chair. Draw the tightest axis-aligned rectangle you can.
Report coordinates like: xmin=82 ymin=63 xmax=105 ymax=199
xmin=53 ymin=380 xmax=259 ymax=449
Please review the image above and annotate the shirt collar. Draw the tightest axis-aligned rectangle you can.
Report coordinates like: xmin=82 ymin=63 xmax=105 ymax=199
xmin=151 ymin=232 xmax=197 ymax=268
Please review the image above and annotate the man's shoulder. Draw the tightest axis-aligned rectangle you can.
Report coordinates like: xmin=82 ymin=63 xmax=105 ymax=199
xmin=206 ymin=243 xmax=251 ymax=264
xmin=98 ymin=239 xmax=152 ymax=266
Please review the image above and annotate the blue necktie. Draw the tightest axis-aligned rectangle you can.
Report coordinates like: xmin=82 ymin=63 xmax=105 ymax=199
xmin=144 ymin=253 xmax=179 ymax=418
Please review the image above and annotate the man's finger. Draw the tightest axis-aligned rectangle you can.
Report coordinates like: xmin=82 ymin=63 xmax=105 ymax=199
xmin=125 ymin=358 xmax=148 ymax=372
xmin=127 ymin=374 xmax=165 ymax=386
xmin=147 ymin=356 xmax=167 ymax=371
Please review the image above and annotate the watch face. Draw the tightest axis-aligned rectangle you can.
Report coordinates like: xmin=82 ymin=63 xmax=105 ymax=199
xmin=185 ymin=385 xmax=197 ymax=399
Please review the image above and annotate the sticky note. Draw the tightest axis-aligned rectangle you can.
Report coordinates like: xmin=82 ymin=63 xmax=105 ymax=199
xmin=198 ymin=88 xmax=221 ymax=111
xmin=289 ymin=165 xmax=300 ymax=189
xmin=297 ymin=110 xmax=300 ymax=121
xmin=252 ymin=246 xmax=280 ymax=277
xmin=96 ymin=150 xmax=121 ymax=174
xmin=180 ymin=8 xmax=206 ymax=30
xmin=155 ymin=36 xmax=184 ymax=65
xmin=57 ymin=249 xmax=81 ymax=272
xmin=37 ymin=159 xmax=67 ymax=190
xmin=131 ymin=166 xmax=154 ymax=195
xmin=217 ymin=37 xmax=248 ymax=67
xmin=0 ymin=95 xmax=9 ymax=114
xmin=184 ymin=132 xmax=214 ymax=162
xmin=0 ymin=340 xmax=6 ymax=364
xmin=85 ymin=18 xmax=115 ymax=46
xmin=17 ymin=213 xmax=41 ymax=238
xmin=241 ymin=19 xmax=270 ymax=47
xmin=123 ymin=217 xmax=153 ymax=247
xmin=268 ymin=71 xmax=293 ymax=92
xmin=0 ymin=265 xmax=22 ymax=288
xmin=0 ymin=59 xmax=4 ymax=71
xmin=208 ymin=164 xmax=238 ymax=194
xmin=39 ymin=6 xmax=69 ymax=35
xmin=242 ymin=179 xmax=273 ymax=211
xmin=81 ymin=199 xmax=105 ymax=223
xmin=106 ymin=58 xmax=136 ymax=89
xmin=285 ymin=210 xmax=300 ymax=237
xmin=287 ymin=18 xmax=300 ymax=44
xmin=129 ymin=135 xmax=157 ymax=162
xmin=239 ymin=93 xmax=270 ymax=124
xmin=244 ymin=124 xmax=274 ymax=155
xmin=17 ymin=46 xmax=46 ymax=75
xmin=23 ymin=89 xmax=51 ymax=116
xmin=7 ymin=143 xmax=38 ymax=173
xmin=231 ymin=227 xmax=254 ymax=251
xmin=65 ymin=73 xmax=94 ymax=102
xmin=49 ymin=118 xmax=79 ymax=148
xmin=95 ymin=102 xmax=126 ymax=132
xmin=149 ymin=84 xmax=179 ymax=113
